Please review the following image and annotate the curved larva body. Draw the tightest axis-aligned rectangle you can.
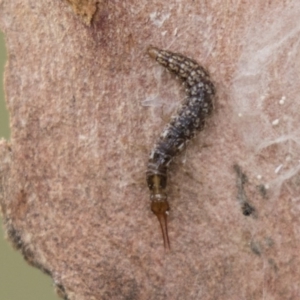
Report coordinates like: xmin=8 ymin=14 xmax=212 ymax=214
xmin=146 ymin=46 xmax=216 ymax=249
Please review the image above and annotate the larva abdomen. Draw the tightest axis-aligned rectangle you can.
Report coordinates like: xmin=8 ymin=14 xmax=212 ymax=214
xmin=146 ymin=46 xmax=215 ymax=249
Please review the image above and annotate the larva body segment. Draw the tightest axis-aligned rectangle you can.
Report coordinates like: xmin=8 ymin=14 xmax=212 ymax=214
xmin=146 ymin=46 xmax=215 ymax=249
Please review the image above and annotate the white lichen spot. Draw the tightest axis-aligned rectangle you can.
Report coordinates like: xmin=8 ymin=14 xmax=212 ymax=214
xmin=275 ymin=164 xmax=283 ymax=174
xmin=257 ymin=174 xmax=262 ymax=180
xmin=260 ymin=94 xmax=266 ymax=100
xmin=279 ymin=95 xmax=286 ymax=105
xmin=79 ymin=134 xmax=87 ymax=140
xmin=272 ymin=119 xmax=280 ymax=126
xmin=286 ymin=155 xmax=292 ymax=162
xmin=238 ymin=113 xmax=243 ymax=117
xmin=149 ymin=11 xmax=171 ymax=28
xmin=141 ymin=95 xmax=163 ymax=107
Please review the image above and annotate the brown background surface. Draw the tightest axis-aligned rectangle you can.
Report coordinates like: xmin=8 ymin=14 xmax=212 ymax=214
xmin=1 ymin=1 xmax=300 ymax=299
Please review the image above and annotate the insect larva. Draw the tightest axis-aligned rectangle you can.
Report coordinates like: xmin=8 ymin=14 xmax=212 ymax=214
xmin=146 ymin=46 xmax=215 ymax=249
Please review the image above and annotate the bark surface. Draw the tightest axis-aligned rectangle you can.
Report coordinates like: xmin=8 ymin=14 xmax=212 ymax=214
xmin=1 ymin=1 xmax=300 ymax=299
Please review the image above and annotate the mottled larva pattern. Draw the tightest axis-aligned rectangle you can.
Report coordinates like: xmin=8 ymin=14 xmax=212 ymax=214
xmin=146 ymin=46 xmax=216 ymax=249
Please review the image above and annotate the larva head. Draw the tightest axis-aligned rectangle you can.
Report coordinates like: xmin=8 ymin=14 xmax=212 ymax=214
xmin=147 ymin=46 xmax=160 ymax=60
xmin=147 ymin=46 xmax=169 ymax=68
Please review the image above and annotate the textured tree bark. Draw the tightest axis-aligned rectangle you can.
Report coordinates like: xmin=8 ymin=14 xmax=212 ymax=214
xmin=1 ymin=0 xmax=300 ymax=299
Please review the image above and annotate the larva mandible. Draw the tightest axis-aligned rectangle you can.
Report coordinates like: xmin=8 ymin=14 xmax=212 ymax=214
xmin=146 ymin=46 xmax=216 ymax=249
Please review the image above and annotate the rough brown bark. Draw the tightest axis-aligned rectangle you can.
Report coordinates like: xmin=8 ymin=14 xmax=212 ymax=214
xmin=1 ymin=0 xmax=300 ymax=299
